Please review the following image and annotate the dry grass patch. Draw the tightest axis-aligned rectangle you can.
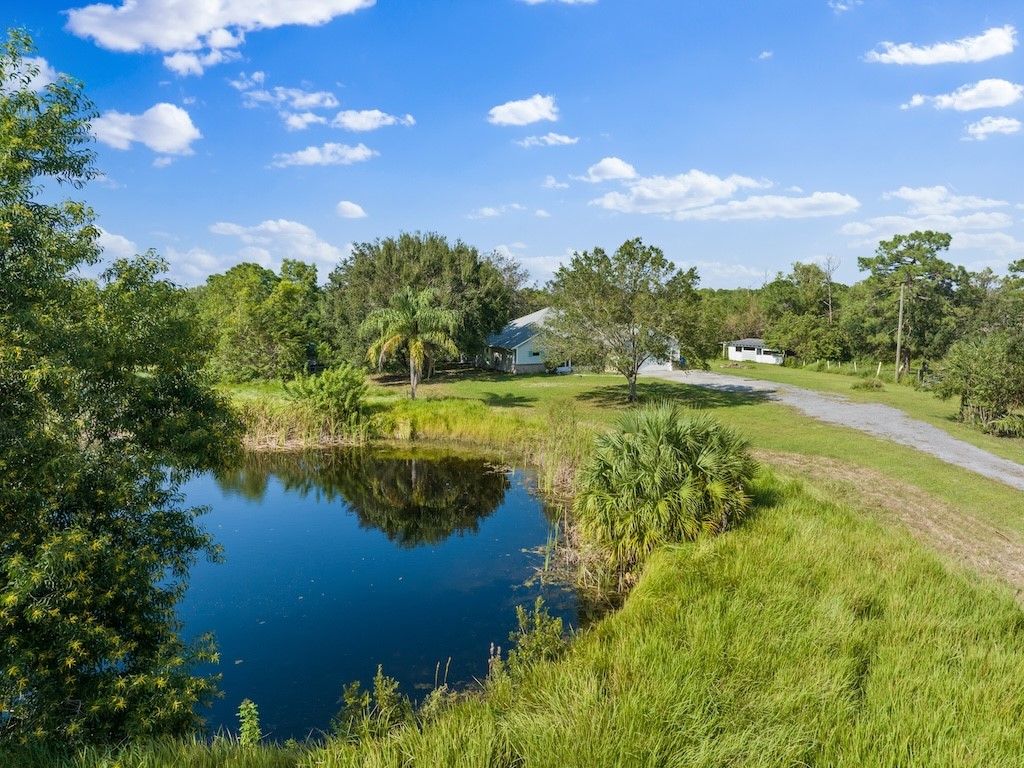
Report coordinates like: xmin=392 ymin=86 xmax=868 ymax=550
xmin=759 ymin=449 xmax=1024 ymax=599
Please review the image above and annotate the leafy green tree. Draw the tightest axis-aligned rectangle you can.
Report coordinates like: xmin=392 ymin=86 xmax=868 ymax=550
xmin=322 ymin=232 xmax=515 ymax=363
xmin=0 ymin=31 xmax=238 ymax=744
xmin=698 ymin=288 xmax=766 ymax=350
xmin=854 ymin=231 xmax=969 ymax=373
xmin=543 ymin=238 xmax=698 ymax=401
xmin=361 ymin=287 xmax=460 ymax=399
xmin=574 ymin=405 xmax=757 ymax=577
xmin=965 ymin=261 xmax=1024 ymax=339
xmin=192 ymin=259 xmax=320 ymax=381
xmin=762 ymin=260 xmax=849 ymax=361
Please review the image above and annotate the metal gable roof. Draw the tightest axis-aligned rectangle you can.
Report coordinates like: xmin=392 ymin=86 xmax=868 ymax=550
xmin=486 ymin=307 xmax=551 ymax=350
xmin=728 ymin=338 xmax=767 ymax=347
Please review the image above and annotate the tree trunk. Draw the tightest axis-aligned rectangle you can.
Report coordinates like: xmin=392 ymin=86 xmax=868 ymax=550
xmin=628 ymin=373 xmax=638 ymax=402
xmin=409 ymin=355 xmax=418 ymax=399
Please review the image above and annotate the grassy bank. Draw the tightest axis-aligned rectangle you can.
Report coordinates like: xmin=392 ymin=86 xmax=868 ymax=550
xmin=35 ymin=468 xmax=1024 ymax=766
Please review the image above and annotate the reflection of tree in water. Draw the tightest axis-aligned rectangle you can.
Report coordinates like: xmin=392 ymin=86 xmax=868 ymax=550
xmin=216 ymin=449 xmax=510 ymax=547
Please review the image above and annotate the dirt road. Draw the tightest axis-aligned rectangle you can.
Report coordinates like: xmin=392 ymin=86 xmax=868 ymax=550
xmin=644 ymin=369 xmax=1024 ymax=492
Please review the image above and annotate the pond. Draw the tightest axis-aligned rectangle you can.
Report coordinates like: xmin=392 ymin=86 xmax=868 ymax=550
xmin=177 ymin=448 xmax=576 ymax=740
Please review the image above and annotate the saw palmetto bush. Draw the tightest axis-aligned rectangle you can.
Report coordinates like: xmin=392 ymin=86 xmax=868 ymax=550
xmin=575 ymin=404 xmax=757 ymax=575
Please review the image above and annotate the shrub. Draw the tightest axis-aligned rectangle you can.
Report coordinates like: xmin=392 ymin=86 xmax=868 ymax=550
xmin=574 ymin=404 xmax=757 ymax=575
xmin=287 ymin=363 xmax=368 ymax=432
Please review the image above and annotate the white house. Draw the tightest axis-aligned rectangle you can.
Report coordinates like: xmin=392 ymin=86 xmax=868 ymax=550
xmin=480 ymin=308 xmax=553 ymax=374
xmin=725 ymin=338 xmax=785 ymax=365
xmin=482 ymin=308 xmax=681 ymax=374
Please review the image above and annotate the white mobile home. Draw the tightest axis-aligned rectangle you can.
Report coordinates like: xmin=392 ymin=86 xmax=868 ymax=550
xmin=726 ymin=338 xmax=785 ymax=365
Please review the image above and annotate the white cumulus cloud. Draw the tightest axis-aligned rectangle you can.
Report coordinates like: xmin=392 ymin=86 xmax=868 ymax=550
xmin=97 ymin=228 xmax=139 ymax=260
xmin=210 ymin=218 xmax=349 ymax=269
xmin=163 ymin=48 xmax=240 ymax=76
xmin=516 ymin=132 xmax=578 ymax=147
xmin=589 ymin=168 xmax=766 ymax=211
xmin=866 ymin=25 xmax=1017 ymax=65
xmin=965 ymin=116 xmax=1022 ymax=141
xmin=332 ymin=109 xmax=415 ymax=131
xmin=271 ymin=142 xmax=377 ymax=168
xmin=882 ymin=186 xmax=1007 ymax=215
xmin=671 ymin=192 xmax=860 ymax=221
xmin=488 ymin=94 xmax=558 ymax=126
xmin=577 ymin=156 xmax=637 ymax=183
xmin=469 ymin=203 xmax=526 ymax=219
xmin=543 ymin=175 xmax=569 ymax=189
xmin=829 ymin=1 xmax=862 ymax=13
xmin=92 ymin=103 xmax=201 ymax=154
xmin=242 ymin=86 xmax=339 ymax=110
xmin=282 ymin=112 xmax=328 ymax=131
xmin=65 ymin=0 xmax=375 ymax=75
xmin=588 ymin=166 xmax=857 ymax=222
xmin=841 ymin=189 xmax=1013 ymax=243
xmin=336 ymin=200 xmax=367 ymax=218
xmin=903 ymin=79 xmax=1024 ymax=111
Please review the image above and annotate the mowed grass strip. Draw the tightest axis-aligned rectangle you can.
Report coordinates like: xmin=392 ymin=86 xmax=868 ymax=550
xmin=312 ymin=470 xmax=1024 ymax=767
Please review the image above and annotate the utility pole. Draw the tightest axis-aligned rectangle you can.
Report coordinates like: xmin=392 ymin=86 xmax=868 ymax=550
xmin=894 ymin=281 xmax=905 ymax=382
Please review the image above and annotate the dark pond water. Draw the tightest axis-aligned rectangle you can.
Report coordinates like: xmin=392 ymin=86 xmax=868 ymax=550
xmin=177 ymin=448 xmax=576 ymax=740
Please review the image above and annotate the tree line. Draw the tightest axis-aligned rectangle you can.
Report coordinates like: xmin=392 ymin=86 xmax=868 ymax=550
xmin=186 ymin=226 xmax=1024 ymax=430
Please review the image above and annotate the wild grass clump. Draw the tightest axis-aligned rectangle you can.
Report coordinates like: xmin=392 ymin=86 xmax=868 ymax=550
xmin=286 ymin=363 xmax=367 ymax=429
xmin=850 ymin=377 xmax=884 ymax=391
xmin=0 ymin=735 xmax=309 ymax=768
xmin=574 ymin=403 xmax=757 ymax=579
xmin=371 ymin=397 xmax=595 ymax=495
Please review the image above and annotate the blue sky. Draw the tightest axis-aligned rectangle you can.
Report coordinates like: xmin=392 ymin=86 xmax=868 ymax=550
xmin=10 ymin=0 xmax=1024 ymax=289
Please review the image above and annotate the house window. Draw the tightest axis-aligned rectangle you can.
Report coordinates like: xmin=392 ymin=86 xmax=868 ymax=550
xmin=530 ymin=350 xmax=541 ymax=357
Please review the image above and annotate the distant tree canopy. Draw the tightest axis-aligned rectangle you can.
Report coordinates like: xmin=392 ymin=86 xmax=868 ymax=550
xmin=190 ymin=259 xmax=321 ymax=381
xmin=761 ymin=259 xmax=848 ymax=361
xmin=542 ymin=238 xmax=702 ymax=401
xmin=852 ymin=231 xmax=970 ymax=370
xmin=0 ymin=31 xmax=238 ymax=744
xmin=321 ymin=232 xmax=518 ymax=364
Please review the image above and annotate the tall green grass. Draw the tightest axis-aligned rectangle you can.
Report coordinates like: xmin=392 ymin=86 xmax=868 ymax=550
xmin=0 ymin=735 xmax=309 ymax=768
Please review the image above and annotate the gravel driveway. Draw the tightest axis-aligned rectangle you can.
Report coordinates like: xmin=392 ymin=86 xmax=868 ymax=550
xmin=643 ymin=369 xmax=1024 ymax=492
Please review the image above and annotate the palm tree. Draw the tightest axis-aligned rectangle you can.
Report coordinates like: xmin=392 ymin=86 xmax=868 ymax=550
xmin=360 ymin=287 xmax=461 ymax=399
xmin=574 ymin=403 xmax=758 ymax=578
